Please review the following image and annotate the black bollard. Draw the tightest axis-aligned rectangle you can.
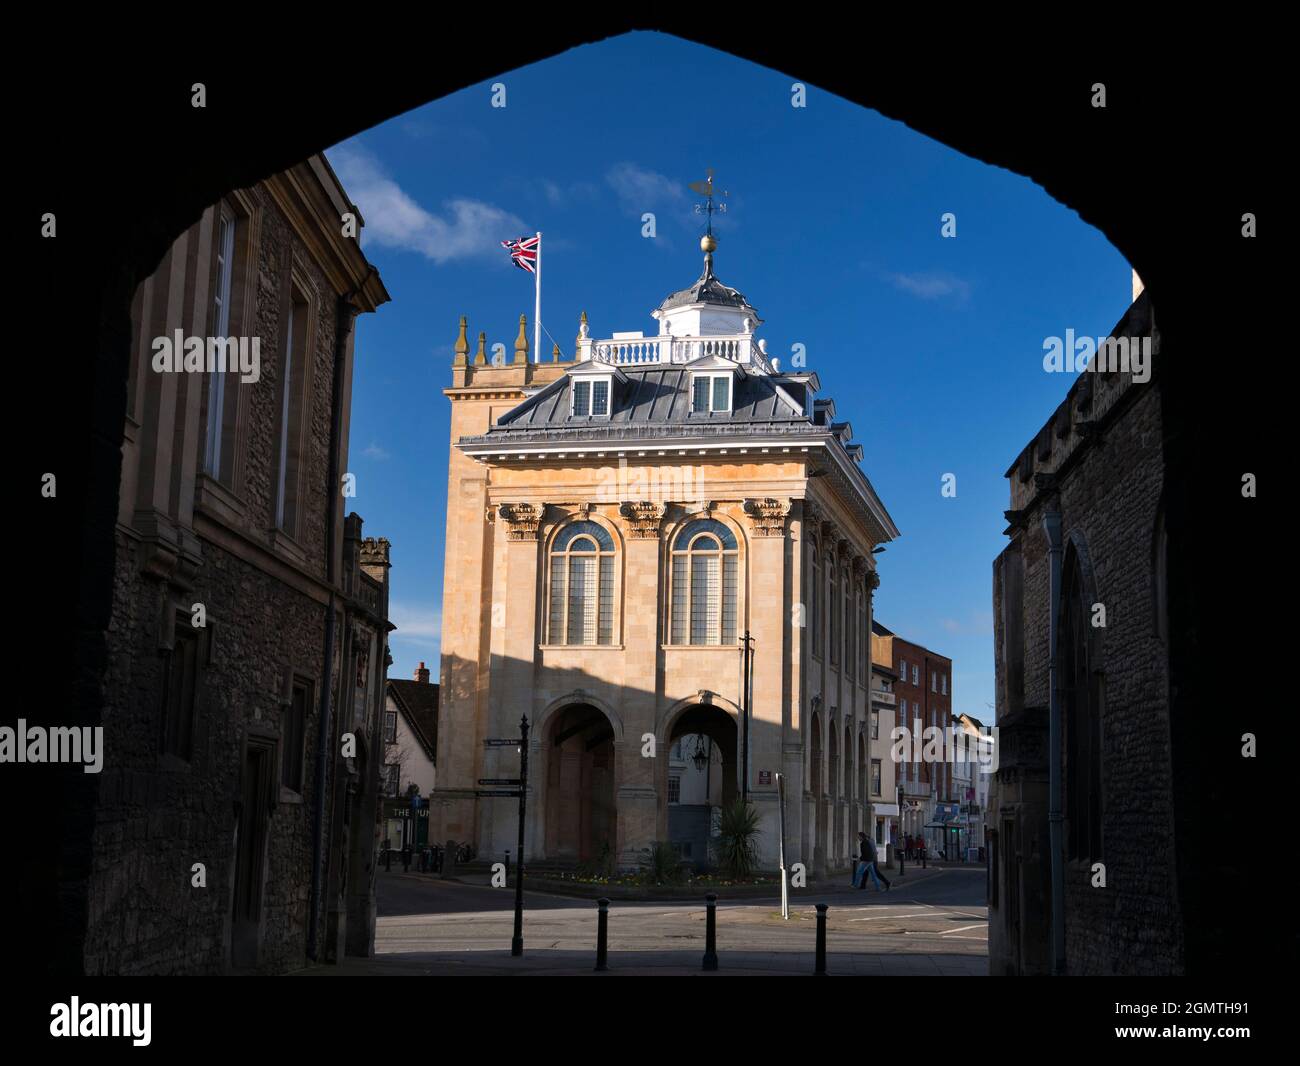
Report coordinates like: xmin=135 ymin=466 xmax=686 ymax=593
xmin=595 ymin=898 xmax=610 ymax=972
xmin=814 ymin=903 xmax=828 ymax=976
xmin=702 ymin=893 xmax=719 ymax=972
xmin=922 ymin=846 xmax=927 ymax=869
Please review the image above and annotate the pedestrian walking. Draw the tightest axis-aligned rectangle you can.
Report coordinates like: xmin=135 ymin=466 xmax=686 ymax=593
xmin=857 ymin=831 xmax=891 ymax=892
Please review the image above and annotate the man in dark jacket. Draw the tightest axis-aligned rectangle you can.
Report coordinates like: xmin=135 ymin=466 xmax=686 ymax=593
xmin=858 ymin=831 xmax=891 ymax=891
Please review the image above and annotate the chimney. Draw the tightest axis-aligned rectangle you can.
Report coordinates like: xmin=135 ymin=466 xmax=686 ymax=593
xmin=415 ymin=661 xmax=430 ymax=684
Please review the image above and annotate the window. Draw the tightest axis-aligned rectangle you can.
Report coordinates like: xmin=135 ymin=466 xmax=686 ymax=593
xmin=204 ymin=200 xmax=249 ymax=486
xmin=668 ymin=776 xmax=681 ymax=804
xmin=548 ymin=521 xmax=616 ymax=645
xmin=811 ymin=545 xmax=822 ymax=657
xmin=1063 ymin=551 xmax=1103 ymax=861
xmin=670 ymin=518 xmax=738 ymax=645
xmin=942 ymin=673 xmax=948 ymax=696
xmin=382 ymin=763 xmax=400 ymax=797
xmin=845 ymin=570 xmax=855 ymax=679
xmin=384 ymin=710 xmax=397 ymax=744
xmin=691 ymin=373 xmax=732 ymax=413
xmin=912 ymin=664 xmax=919 ymax=686
xmin=857 ymin=584 xmax=868 ymax=681
xmin=829 ymin=560 xmax=839 ymax=665
xmin=871 ymin=759 xmax=882 ymax=797
xmin=899 ymin=658 xmax=907 ymax=683
xmin=572 ymin=377 xmax=611 ymax=417
xmin=161 ymin=626 xmax=200 ymax=761
xmin=281 ymin=681 xmax=308 ymax=793
xmin=932 ymin=671 xmax=937 ymax=692
xmin=275 ymin=285 xmax=310 ymax=535
xmin=871 ymin=709 xmax=879 ymax=740
xmin=546 ymin=520 xmax=616 ymax=644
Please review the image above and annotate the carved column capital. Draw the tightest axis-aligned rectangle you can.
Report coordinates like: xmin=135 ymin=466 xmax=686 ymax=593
xmin=498 ymin=502 xmax=541 ymax=541
xmin=743 ymin=497 xmax=791 ymax=537
xmin=619 ymin=500 xmax=667 ymax=538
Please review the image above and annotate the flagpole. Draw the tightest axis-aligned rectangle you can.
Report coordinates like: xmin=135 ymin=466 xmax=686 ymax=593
xmin=533 ymin=231 xmax=542 ymax=364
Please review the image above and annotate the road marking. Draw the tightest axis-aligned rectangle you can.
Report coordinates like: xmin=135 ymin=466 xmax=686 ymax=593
xmin=940 ymin=923 xmax=986 ymax=936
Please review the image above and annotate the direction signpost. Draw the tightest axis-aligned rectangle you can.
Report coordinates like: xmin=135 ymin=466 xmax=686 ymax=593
xmin=477 ymin=721 xmax=530 ymax=957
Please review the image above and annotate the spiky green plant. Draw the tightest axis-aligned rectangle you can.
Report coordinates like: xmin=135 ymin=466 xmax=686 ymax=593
xmin=712 ymin=799 xmax=761 ymax=879
xmin=640 ymin=840 xmax=684 ymax=884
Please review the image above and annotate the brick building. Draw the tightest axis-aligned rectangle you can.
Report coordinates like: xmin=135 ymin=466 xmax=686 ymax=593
xmin=871 ymin=621 xmax=954 ymax=854
xmin=429 ymin=237 xmax=898 ymax=878
xmin=988 ymin=288 xmax=1176 ymax=974
xmin=90 ymin=155 xmax=391 ymax=973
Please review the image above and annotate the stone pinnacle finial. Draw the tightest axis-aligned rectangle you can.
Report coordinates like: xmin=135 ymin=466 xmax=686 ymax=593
xmin=474 ymin=331 xmax=487 ymax=366
xmin=578 ymin=310 xmax=590 ymax=342
xmin=552 ymin=343 xmax=562 ymax=361
xmin=514 ymin=314 xmax=529 ymax=365
xmin=453 ymin=314 xmax=469 ymax=367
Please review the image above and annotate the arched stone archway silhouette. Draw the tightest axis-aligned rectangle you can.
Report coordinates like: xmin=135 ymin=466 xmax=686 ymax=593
xmin=38 ymin=26 xmax=1265 ymax=974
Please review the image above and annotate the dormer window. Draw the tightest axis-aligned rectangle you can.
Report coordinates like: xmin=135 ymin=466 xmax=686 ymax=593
xmin=572 ymin=377 xmax=611 ymax=418
xmin=691 ymin=373 xmax=732 ymax=414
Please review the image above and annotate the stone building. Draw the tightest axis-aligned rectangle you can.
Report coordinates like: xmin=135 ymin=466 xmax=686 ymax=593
xmin=90 ymin=155 xmax=392 ymax=973
xmin=430 ymin=239 xmax=898 ymax=877
xmin=988 ymin=289 xmax=1174 ymax=974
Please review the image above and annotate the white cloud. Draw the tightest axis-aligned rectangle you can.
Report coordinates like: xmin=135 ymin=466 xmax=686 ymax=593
xmin=327 ymin=143 xmax=526 ymax=263
xmin=605 ymin=162 xmax=686 ymax=214
xmin=886 ymin=270 xmax=972 ymax=303
xmin=362 ymin=441 xmax=390 ymax=461
xmin=940 ymin=611 xmax=994 ymax=636
xmin=389 ymin=601 xmax=440 ymax=644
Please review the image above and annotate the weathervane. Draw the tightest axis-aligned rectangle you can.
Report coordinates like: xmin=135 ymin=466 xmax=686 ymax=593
xmin=689 ymin=168 xmax=728 ymax=253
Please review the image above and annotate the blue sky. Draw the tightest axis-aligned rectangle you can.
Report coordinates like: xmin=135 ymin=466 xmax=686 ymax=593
xmin=327 ymin=31 xmax=1130 ymax=720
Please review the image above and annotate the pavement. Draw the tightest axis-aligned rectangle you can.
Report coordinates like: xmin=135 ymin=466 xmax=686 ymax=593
xmin=292 ymin=861 xmax=988 ymax=976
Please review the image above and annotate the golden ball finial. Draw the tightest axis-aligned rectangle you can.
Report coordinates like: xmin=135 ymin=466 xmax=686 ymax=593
xmin=701 ymin=233 xmax=717 ymax=253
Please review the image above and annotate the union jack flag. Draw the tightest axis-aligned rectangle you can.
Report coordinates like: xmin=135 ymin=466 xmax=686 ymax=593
xmin=501 ymin=235 xmax=539 ymax=274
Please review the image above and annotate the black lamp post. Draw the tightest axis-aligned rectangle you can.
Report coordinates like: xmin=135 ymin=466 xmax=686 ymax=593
xmin=739 ymin=631 xmax=754 ymax=803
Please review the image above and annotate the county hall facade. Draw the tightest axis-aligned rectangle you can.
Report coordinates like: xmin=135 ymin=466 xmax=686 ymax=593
xmin=429 ymin=237 xmax=898 ymax=877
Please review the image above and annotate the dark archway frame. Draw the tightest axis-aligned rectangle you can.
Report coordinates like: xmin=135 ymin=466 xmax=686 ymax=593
xmin=31 ymin=21 xmax=1267 ymax=975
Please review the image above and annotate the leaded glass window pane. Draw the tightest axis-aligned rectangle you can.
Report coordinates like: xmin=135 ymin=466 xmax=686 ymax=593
xmin=712 ymin=375 xmax=730 ymax=412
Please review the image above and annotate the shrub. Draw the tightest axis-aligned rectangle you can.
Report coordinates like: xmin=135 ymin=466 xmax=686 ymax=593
xmin=712 ymin=799 xmax=761 ymax=879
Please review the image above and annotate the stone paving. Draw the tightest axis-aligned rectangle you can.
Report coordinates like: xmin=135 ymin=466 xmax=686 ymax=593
xmin=292 ymin=864 xmax=988 ymax=977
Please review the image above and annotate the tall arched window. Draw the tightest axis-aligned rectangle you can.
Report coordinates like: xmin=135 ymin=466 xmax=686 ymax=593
xmin=670 ymin=518 xmax=738 ymax=645
xmin=845 ymin=566 xmax=855 ymax=680
xmin=811 ymin=544 xmax=822 ymax=657
xmin=845 ymin=723 xmax=854 ymax=800
xmin=857 ymin=581 xmax=868 ymax=681
xmin=548 ymin=521 xmax=616 ymax=645
xmin=1062 ymin=550 xmax=1102 ymax=860
xmin=829 ymin=558 xmax=839 ymax=665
